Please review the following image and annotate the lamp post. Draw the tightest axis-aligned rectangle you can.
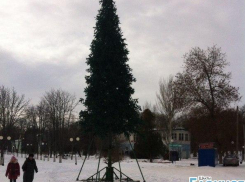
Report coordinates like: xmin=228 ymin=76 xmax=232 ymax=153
xmin=44 ymin=143 xmax=48 ymax=161
xmin=70 ymin=137 xmax=80 ymax=165
xmin=21 ymin=138 xmax=24 ymax=158
xmin=7 ymin=136 xmax=11 ymax=154
xmin=24 ymin=139 xmax=27 ymax=158
xmin=70 ymin=138 xmax=74 ymax=160
xmin=40 ymin=142 xmax=44 ymax=160
xmin=30 ymin=144 xmax=33 ymax=154
xmin=27 ymin=143 xmax=33 ymax=154
xmin=75 ymin=137 xmax=80 ymax=165
xmin=231 ymin=141 xmax=235 ymax=154
xmin=27 ymin=144 xmax=29 ymax=154
xmin=169 ymin=139 xmax=174 ymax=162
xmin=41 ymin=142 xmax=47 ymax=161
xmin=36 ymin=134 xmax=41 ymax=160
xmin=41 ymin=142 xmax=45 ymax=161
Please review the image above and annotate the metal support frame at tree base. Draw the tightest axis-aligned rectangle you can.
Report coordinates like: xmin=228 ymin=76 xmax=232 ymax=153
xmin=79 ymin=167 xmax=139 ymax=182
xmin=76 ymin=137 xmax=146 ymax=182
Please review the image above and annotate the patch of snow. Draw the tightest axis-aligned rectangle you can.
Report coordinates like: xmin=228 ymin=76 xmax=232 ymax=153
xmin=0 ymin=154 xmax=244 ymax=182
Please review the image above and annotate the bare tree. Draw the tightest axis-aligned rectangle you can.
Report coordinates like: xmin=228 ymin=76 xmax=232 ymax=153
xmin=156 ymin=76 xmax=181 ymax=147
xmin=0 ymin=86 xmax=29 ymax=164
xmin=173 ymin=46 xmax=240 ymax=163
xmin=174 ymin=46 xmax=240 ymax=117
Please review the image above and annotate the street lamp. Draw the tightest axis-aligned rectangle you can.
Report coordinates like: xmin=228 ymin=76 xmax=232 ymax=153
xmin=70 ymin=137 xmax=80 ymax=165
xmin=7 ymin=136 xmax=11 ymax=155
xmin=36 ymin=134 xmax=40 ymax=159
xmin=169 ymin=139 xmax=174 ymax=162
xmin=27 ymin=143 xmax=32 ymax=154
xmin=75 ymin=137 xmax=80 ymax=165
xmin=40 ymin=142 xmax=44 ymax=160
xmin=21 ymin=138 xmax=24 ymax=158
xmin=70 ymin=138 xmax=74 ymax=160
xmin=41 ymin=142 xmax=45 ymax=160
xmin=40 ymin=142 xmax=47 ymax=161
xmin=30 ymin=144 xmax=33 ymax=155
xmin=231 ymin=141 xmax=235 ymax=154
xmin=27 ymin=143 xmax=29 ymax=154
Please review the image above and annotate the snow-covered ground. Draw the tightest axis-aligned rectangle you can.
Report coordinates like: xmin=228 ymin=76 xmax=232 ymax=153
xmin=0 ymin=154 xmax=245 ymax=182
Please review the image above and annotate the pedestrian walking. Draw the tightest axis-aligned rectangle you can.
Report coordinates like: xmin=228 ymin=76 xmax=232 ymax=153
xmin=172 ymin=155 xmax=177 ymax=164
xmin=22 ymin=154 xmax=38 ymax=182
xmin=5 ymin=156 xmax=20 ymax=182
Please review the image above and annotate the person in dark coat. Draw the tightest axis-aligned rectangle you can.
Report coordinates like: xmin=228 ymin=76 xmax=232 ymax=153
xmin=22 ymin=154 xmax=38 ymax=182
xmin=5 ymin=156 xmax=20 ymax=182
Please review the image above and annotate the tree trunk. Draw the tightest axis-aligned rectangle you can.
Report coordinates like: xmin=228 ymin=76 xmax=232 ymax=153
xmin=106 ymin=134 xmax=113 ymax=181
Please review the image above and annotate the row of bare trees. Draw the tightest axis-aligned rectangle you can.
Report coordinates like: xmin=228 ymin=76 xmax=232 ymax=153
xmin=0 ymin=86 xmax=29 ymax=163
xmin=0 ymin=87 xmax=79 ymax=163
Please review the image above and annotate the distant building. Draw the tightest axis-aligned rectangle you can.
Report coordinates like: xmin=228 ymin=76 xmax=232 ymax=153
xmin=118 ymin=127 xmax=191 ymax=159
xmin=170 ymin=127 xmax=191 ymax=159
xmin=118 ymin=134 xmax=136 ymax=155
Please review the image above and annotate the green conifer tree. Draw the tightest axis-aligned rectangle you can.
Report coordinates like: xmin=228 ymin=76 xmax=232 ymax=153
xmin=134 ymin=109 xmax=165 ymax=162
xmin=80 ymin=0 xmax=140 ymax=138
xmin=80 ymin=0 xmax=141 ymax=180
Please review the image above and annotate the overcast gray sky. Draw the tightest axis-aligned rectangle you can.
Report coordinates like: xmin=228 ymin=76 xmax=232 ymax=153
xmin=0 ymin=0 xmax=244 ymax=114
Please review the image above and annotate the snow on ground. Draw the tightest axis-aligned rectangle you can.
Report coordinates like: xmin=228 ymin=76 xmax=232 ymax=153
xmin=0 ymin=154 xmax=245 ymax=182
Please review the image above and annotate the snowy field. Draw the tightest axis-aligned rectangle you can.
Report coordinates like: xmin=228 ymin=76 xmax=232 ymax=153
xmin=1 ymin=154 xmax=245 ymax=182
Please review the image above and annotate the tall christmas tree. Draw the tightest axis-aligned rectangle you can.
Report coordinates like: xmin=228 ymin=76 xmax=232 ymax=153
xmin=80 ymin=0 xmax=141 ymax=181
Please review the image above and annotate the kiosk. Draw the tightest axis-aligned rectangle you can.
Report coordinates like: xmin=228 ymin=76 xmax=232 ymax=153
xmin=198 ymin=142 xmax=218 ymax=167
